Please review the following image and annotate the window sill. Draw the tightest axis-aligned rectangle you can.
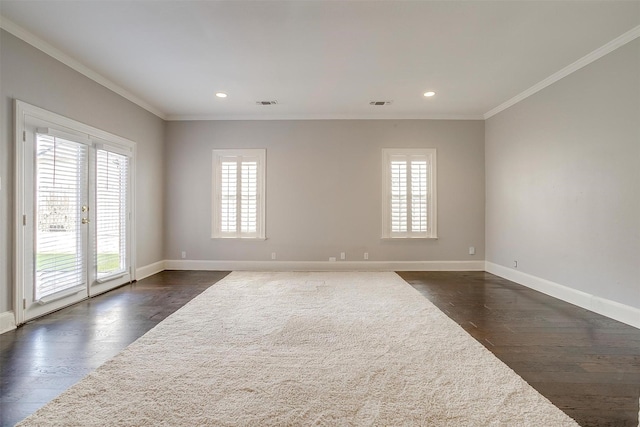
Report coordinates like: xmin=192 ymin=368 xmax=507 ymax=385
xmin=211 ymin=236 xmax=267 ymax=241
xmin=381 ymin=236 xmax=438 ymax=240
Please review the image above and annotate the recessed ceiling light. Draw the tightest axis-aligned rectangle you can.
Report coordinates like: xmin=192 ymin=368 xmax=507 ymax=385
xmin=424 ymin=91 xmax=436 ymax=97
xmin=215 ymin=92 xmax=227 ymax=98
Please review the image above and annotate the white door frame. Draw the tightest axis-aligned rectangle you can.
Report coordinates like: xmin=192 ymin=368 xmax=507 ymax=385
xmin=14 ymin=100 xmax=137 ymax=325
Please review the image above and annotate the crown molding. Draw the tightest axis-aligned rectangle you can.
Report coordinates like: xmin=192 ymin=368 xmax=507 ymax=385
xmin=4 ymin=13 xmax=637 ymax=124
xmin=0 ymin=14 xmax=481 ymax=123
xmin=484 ymin=24 xmax=640 ymax=120
xmin=166 ymin=113 xmax=485 ymax=121
xmin=0 ymin=15 xmax=167 ymax=120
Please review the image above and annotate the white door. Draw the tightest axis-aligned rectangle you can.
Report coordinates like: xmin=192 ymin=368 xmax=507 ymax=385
xmin=16 ymin=101 xmax=135 ymax=323
xmin=22 ymin=131 xmax=91 ymax=320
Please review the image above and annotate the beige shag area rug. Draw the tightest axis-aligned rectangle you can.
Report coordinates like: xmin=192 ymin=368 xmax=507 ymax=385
xmin=19 ymin=272 xmax=578 ymax=426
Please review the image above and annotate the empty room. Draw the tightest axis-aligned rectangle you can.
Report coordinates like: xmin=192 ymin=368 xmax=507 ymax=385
xmin=1 ymin=1 xmax=639 ymax=426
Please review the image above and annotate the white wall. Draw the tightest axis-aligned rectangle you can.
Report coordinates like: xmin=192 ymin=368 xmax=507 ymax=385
xmin=0 ymin=30 xmax=166 ymax=314
xmin=485 ymin=39 xmax=640 ymax=310
xmin=165 ymin=119 xmax=485 ymax=264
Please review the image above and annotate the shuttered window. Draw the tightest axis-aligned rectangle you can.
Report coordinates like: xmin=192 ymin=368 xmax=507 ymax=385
xmin=382 ymin=149 xmax=437 ymax=238
xmin=95 ymin=149 xmax=129 ymax=278
xmin=212 ymin=149 xmax=265 ymax=239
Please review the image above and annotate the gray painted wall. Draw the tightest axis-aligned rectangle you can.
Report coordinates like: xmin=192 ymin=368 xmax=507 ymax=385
xmin=0 ymin=30 xmax=166 ymax=313
xmin=485 ymin=39 xmax=640 ymax=309
xmin=164 ymin=119 xmax=485 ymax=263
xmin=8 ymin=16 xmax=636 ymax=321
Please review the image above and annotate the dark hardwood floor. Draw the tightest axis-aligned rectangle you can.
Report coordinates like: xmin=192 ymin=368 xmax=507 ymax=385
xmin=1 ymin=270 xmax=638 ymax=426
xmin=399 ymin=271 xmax=640 ymax=427
xmin=0 ymin=271 xmax=230 ymax=426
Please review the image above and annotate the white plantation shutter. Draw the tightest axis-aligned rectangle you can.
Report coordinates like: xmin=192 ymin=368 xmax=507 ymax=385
xmin=390 ymin=161 xmax=408 ymax=233
xmin=34 ymin=133 xmax=88 ymax=299
xmin=383 ymin=149 xmax=437 ymax=238
xmin=411 ymin=160 xmax=428 ymax=233
xmin=213 ymin=150 xmax=265 ymax=238
xmin=240 ymin=161 xmax=258 ymax=233
xmin=220 ymin=161 xmax=237 ymax=233
xmin=95 ymin=149 xmax=129 ymax=279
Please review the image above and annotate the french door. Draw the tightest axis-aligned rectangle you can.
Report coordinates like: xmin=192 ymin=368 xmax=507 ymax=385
xmin=16 ymin=101 xmax=135 ymax=323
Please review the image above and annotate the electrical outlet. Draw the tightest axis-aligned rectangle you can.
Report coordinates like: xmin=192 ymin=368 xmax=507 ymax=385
xmin=181 ymin=251 xmax=186 ymax=259
xmin=329 ymin=257 xmax=336 ymax=262
xmin=513 ymin=260 xmax=518 ymax=268
xmin=271 ymin=252 xmax=276 ymax=260
xmin=364 ymin=252 xmax=369 ymax=260
xmin=469 ymin=246 xmax=475 ymax=255
xmin=340 ymin=252 xmax=346 ymax=260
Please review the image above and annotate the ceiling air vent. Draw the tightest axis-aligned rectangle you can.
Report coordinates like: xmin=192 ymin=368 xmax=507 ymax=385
xmin=369 ymin=101 xmax=392 ymax=106
xmin=256 ymin=100 xmax=278 ymax=105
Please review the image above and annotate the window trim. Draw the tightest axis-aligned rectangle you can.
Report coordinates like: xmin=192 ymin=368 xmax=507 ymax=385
xmin=211 ymin=149 xmax=266 ymax=239
xmin=381 ymin=148 xmax=437 ymax=239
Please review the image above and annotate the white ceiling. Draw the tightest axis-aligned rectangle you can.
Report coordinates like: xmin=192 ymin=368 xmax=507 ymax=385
xmin=1 ymin=1 xmax=639 ymax=120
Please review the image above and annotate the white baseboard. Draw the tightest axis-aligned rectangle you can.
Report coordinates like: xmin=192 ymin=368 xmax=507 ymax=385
xmin=0 ymin=311 xmax=16 ymax=335
xmin=164 ymin=259 xmax=485 ymax=272
xmin=136 ymin=260 xmax=166 ymax=281
xmin=139 ymin=258 xmax=640 ymax=329
xmin=485 ymin=261 xmax=640 ymax=330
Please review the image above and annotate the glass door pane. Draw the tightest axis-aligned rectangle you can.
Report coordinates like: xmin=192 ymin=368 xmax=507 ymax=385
xmin=34 ymin=134 xmax=88 ymax=301
xmin=95 ymin=149 xmax=128 ymax=279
